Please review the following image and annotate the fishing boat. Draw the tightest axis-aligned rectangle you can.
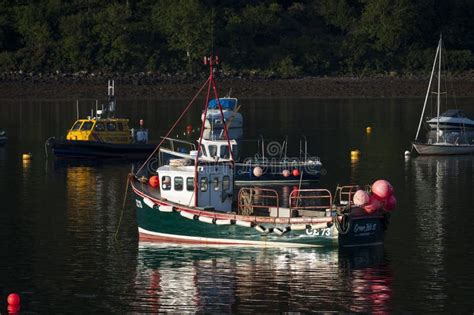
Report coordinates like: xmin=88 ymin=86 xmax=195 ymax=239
xmin=412 ymin=36 xmax=474 ymax=155
xmin=47 ymin=81 xmax=156 ymax=159
xmin=0 ymin=130 xmax=7 ymax=146
xmin=130 ymin=55 xmax=395 ymax=248
xmin=202 ymin=97 xmax=243 ymax=129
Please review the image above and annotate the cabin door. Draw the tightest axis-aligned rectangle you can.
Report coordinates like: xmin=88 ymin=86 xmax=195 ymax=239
xmin=197 ymin=173 xmax=232 ymax=212
xmin=197 ymin=173 xmax=211 ymax=207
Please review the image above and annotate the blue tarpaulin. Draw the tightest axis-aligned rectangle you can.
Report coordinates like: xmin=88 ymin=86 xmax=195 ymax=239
xmin=208 ymin=98 xmax=237 ymax=110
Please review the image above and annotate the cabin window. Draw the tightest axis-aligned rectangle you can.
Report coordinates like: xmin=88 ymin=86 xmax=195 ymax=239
xmin=81 ymin=121 xmax=93 ymax=131
xmin=94 ymin=122 xmax=105 ymax=131
xmin=208 ymin=145 xmax=217 ymax=157
xmin=186 ymin=177 xmax=194 ymax=191
xmin=200 ymin=177 xmax=208 ymax=192
xmin=220 ymin=145 xmax=230 ymax=159
xmin=212 ymin=177 xmax=220 ymax=191
xmin=162 ymin=176 xmax=171 ymax=190
xmin=117 ymin=123 xmax=124 ymax=131
xmin=223 ymin=176 xmax=230 ymax=190
xmin=107 ymin=122 xmax=117 ymax=131
xmin=71 ymin=121 xmax=82 ymax=130
xmin=174 ymin=177 xmax=183 ymax=191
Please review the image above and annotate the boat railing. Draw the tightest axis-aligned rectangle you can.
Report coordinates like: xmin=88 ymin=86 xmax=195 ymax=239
xmin=289 ymin=189 xmax=332 ymax=214
xmin=333 ymin=185 xmax=368 ymax=206
xmin=160 ymin=136 xmax=196 ymax=152
xmin=238 ymin=187 xmax=279 ymax=216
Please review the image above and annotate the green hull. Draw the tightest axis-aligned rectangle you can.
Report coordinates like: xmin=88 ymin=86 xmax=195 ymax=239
xmin=134 ymin=193 xmax=386 ymax=248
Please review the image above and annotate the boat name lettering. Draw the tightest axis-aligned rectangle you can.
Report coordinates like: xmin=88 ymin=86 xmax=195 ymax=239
xmin=305 ymin=227 xmax=331 ymax=237
xmin=353 ymin=223 xmax=377 ymax=233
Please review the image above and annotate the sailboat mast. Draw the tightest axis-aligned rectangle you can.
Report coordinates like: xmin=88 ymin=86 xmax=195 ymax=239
xmin=414 ymin=40 xmax=440 ymax=142
xmin=436 ymin=36 xmax=442 ymax=142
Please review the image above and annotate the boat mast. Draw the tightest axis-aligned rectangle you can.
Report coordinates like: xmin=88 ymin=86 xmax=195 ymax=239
xmin=414 ymin=37 xmax=441 ymax=142
xmin=436 ymin=35 xmax=442 ymax=142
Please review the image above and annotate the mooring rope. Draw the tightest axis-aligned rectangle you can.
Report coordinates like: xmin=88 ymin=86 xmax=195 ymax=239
xmin=114 ymin=174 xmax=131 ymax=241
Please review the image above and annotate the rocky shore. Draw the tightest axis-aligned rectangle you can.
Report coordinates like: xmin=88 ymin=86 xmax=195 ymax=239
xmin=1 ymin=71 xmax=474 ymax=99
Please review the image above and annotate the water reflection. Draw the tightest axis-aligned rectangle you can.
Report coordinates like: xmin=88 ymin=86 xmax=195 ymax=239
xmin=409 ymin=156 xmax=474 ymax=304
xmin=134 ymin=245 xmax=392 ymax=313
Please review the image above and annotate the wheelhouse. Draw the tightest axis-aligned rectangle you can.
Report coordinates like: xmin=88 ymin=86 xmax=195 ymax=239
xmin=66 ymin=118 xmax=131 ymax=143
xmin=157 ymin=163 xmax=234 ymax=212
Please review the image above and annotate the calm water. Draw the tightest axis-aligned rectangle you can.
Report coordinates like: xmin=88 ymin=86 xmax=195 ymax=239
xmin=0 ymin=97 xmax=473 ymax=313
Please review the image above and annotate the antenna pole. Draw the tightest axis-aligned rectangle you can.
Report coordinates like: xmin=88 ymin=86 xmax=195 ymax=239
xmin=76 ymin=100 xmax=79 ymax=120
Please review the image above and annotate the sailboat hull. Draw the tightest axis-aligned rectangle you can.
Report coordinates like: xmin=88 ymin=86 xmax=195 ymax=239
xmin=412 ymin=142 xmax=474 ymax=155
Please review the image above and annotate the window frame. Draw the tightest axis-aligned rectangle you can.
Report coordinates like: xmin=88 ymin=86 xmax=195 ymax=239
xmin=174 ymin=176 xmax=183 ymax=191
xmin=162 ymin=176 xmax=172 ymax=190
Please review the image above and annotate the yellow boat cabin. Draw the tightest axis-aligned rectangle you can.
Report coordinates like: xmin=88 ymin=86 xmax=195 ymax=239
xmin=66 ymin=118 xmax=133 ymax=144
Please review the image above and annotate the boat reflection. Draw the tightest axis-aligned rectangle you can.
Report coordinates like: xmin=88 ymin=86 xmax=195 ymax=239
xmin=65 ymin=165 xmax=125 ymax=232
xmin=133 ymin=244 xmax=392 ymax=313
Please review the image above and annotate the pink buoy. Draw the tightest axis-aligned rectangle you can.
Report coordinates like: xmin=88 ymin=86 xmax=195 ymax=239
xmin=282 ymin=169 xmax=290 ymax=177
xmin=364 ymin=195 xmax=382 ymax=214
xmin=7 ymin=293 xmax=20 ymax=306
xmin=384 ymin=195 xmax=397 ymax=211
xmin=253 ymin=166 xmax=263 ymax=177
xmin=353 ymin=190 xmax=370 ymax=206
xmin=371 ymin=179 xmax=394 ymax=200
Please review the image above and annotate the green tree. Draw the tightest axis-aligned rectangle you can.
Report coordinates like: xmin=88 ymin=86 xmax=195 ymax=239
xmin=14 ymin=1 xmax=63 ymax=70
xmin=152 ymin=0 xmax=213 ymax=73
xmin=59 ymin=11 xmax=96 ymax=71
xmin=92 ymin=3 xmax=133 ymax=71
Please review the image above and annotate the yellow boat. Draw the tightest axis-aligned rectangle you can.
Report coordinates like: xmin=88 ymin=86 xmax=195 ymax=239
xmin=47 ymin=81 xmax=155 ymax=159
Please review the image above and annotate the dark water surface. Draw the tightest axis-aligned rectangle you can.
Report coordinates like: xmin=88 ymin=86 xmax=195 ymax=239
xmin=0 ymin=97 xmax=473 ymax=313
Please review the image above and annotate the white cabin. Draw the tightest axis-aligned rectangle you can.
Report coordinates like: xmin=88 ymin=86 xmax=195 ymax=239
xmin=157 ymin=163 xmax=234 ymax=212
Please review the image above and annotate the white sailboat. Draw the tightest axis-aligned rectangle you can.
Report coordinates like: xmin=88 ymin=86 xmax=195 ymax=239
xmin=412 ymin=36 xmax=474 ymax=155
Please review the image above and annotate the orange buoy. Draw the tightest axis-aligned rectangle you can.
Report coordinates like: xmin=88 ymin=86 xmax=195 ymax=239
xmin=149 ymin=175 xmax=159 ymax=188
xmin=292 ymin=169 xmax=300 ymax=177
xmin=7 ymin=293 xmax=20 ymax=306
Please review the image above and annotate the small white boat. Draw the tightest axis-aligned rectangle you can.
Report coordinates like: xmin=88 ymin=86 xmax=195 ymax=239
xmin=426 ymin=109 xmax=474 ymax=130
xmin=201 ymin=97 xmax=243 ymax=129
xmin=412 ymin=141 xmax=474 ymax=155
xmin=412 ymin=35 xmax=474 ymax=155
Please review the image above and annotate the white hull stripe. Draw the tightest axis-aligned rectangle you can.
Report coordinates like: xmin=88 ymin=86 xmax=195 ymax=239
xmin=138 ymin=227 xmax=322 ymax=248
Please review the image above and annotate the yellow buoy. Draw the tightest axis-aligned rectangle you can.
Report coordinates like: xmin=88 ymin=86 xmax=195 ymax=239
xmin=350 ymin=150 xmax=360 ymax=159
xmin=366 ymin=126 xmax=372 ymax=134
xmin=22 ymin=153 xmax=32 ymax=160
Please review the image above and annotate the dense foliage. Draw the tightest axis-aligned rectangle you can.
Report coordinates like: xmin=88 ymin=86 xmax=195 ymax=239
xmin=0 ymin=0 xmax=473 ymax=77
